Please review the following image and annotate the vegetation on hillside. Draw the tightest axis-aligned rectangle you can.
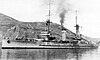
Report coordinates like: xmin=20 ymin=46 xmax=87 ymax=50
xmin=0 ymin=13 xmax=99 ymax=44
xmin=0 ymin=13 xmax=75 ymax=40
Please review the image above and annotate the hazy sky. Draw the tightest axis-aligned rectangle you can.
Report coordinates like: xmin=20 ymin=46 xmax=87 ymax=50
xmin=0 ymin=0 xmax=100 ymax=38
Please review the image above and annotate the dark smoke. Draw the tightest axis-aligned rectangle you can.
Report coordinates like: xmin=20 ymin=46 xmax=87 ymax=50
xmin=59 ymin=9 xmax=67 ymax=24
xmin=57 ymin=0 xmax=71 ymax=25
xmin=57 ymin=0 xmax=72 ymax=30
xmin=42 ymin=0 xmax=71 ymax=23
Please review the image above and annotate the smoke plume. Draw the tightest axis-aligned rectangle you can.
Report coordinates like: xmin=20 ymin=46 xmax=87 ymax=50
xmin=59 ymin=9 xmax=66 ymax=24
xmin=42 ymin=0 xmax=72 ymax=23
xmin=57 ymin=0 xmax=71 ymax=25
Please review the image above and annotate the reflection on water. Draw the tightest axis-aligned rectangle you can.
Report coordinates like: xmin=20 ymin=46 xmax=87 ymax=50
xmin=0 ymin=48 xmax=100 ymax=60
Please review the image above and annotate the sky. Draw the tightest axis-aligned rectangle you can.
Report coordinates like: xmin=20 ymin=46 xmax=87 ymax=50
xmin=0 ymin=0 xmax=100 ymax=38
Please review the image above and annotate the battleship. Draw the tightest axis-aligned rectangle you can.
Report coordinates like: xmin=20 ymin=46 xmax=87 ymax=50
xmin=2 ymin=3 xmax=98 ymax=49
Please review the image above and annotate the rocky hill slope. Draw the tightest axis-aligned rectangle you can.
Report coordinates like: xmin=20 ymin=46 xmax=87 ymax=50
xmin=0 ymin=13 xmax=76 ymax=41
xmin=0 ymin=13 xmax=99 ymax=44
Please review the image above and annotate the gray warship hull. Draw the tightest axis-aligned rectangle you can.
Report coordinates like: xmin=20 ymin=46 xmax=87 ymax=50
xmin=2 ymin=39 xmax=98 ymax=49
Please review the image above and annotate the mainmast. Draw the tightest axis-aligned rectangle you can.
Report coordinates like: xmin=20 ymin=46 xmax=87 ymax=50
xmin=75 ymin=10 xmax=80 ymax=39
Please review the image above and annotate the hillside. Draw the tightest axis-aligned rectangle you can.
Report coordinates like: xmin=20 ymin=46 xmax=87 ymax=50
xmin=0 ymin=13 xmax=20 ymax=35
xmin=0 ymin=13 xmax=76 ymax=41
xmin=82 ymin=35 xmax=100 ymax=44
xmin=0 ymin=13 xmax=100 ymax=44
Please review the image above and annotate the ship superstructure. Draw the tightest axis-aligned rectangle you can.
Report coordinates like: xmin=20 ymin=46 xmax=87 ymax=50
xmin=2 ymin=2 xmax=98 ymax=49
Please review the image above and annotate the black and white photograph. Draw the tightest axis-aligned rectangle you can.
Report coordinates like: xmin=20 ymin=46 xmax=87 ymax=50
xmin=0 ymin=0 xmax=100 ymax=60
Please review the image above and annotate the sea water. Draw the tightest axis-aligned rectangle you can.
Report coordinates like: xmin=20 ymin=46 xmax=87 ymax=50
xmin=0 ymin=47 xmax=100 ymax=60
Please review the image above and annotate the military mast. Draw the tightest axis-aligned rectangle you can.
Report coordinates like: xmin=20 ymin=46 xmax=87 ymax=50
xmin=46 ymin=2 xmax=51 ymax=33
xmin=46 ymin=1 xmax=52 ymax=40
xmin=75 ymin=10 xmax=81 ymax=40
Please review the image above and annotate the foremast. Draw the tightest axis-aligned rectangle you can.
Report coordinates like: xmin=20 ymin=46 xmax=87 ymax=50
xmin=45 ymin=1 xmax=52 ymax=40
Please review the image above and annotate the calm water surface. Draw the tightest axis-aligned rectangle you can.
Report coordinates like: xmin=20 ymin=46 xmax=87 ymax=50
xmin=0 ymin=47 xmax=100 ymax=60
